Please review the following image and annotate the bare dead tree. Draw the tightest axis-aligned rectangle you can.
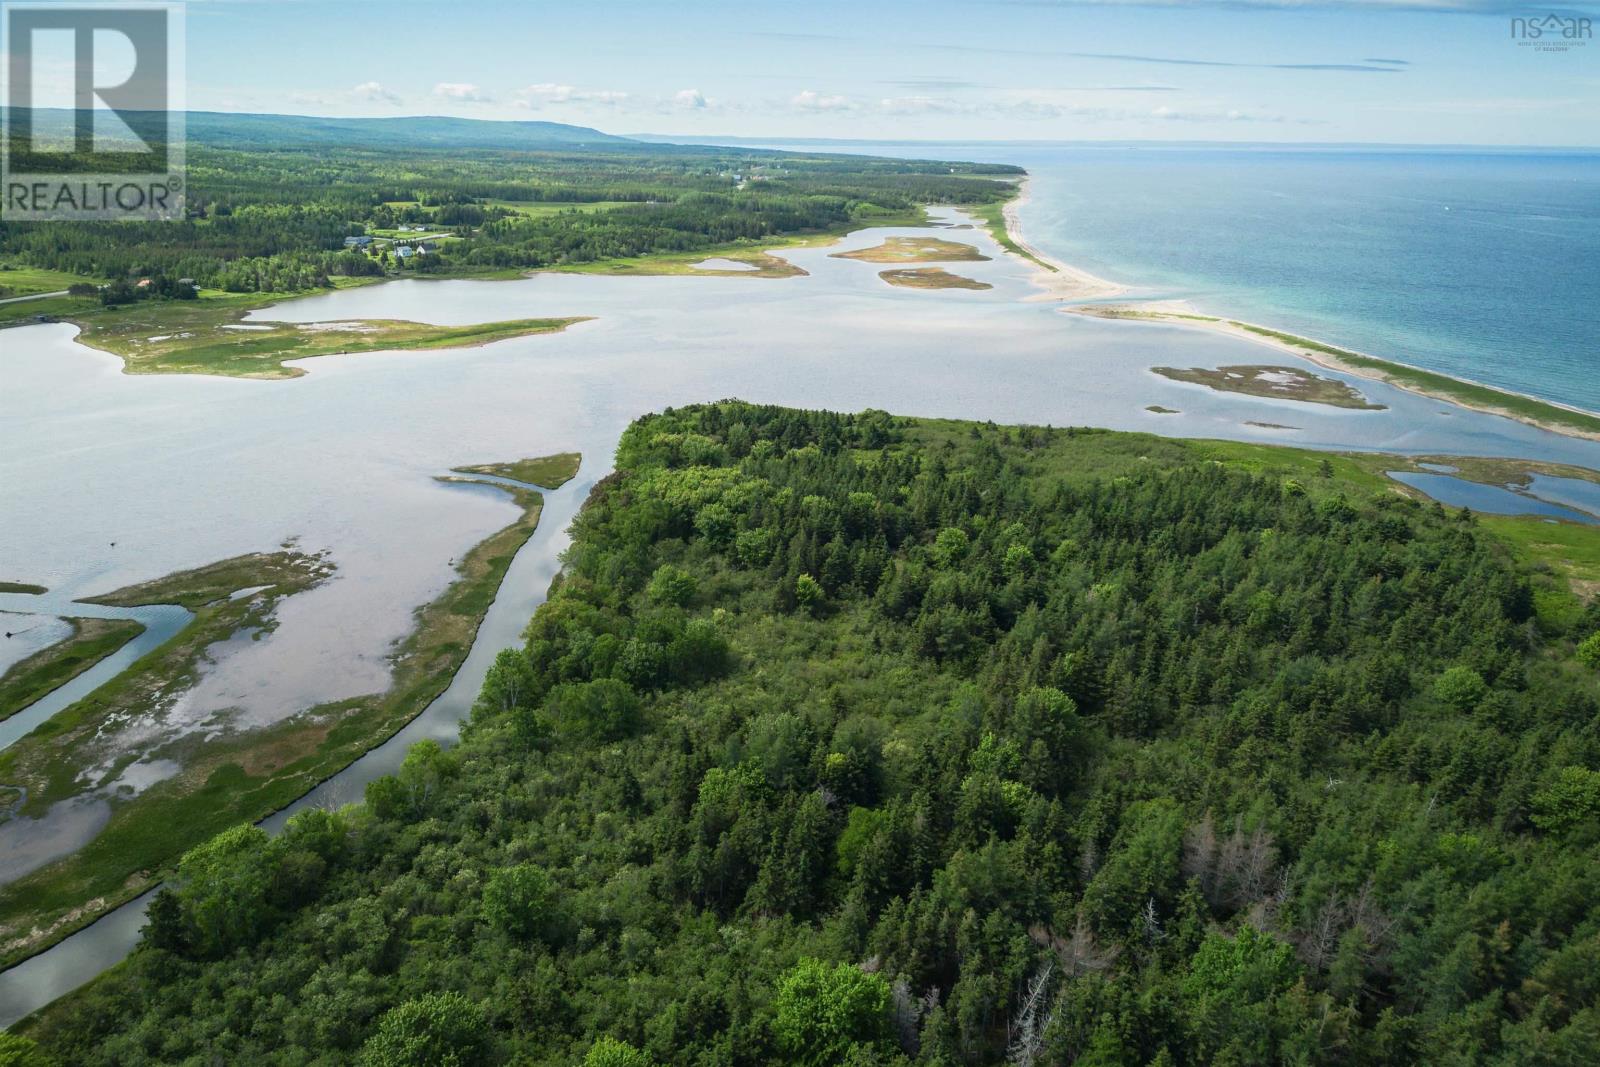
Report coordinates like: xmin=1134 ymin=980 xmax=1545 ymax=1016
xmin=1029 ymin=918 xmax=1119 ymax=979
xmin=1218 ymin=823 xmax=1278 ymax=909
xmin=1183 ymin=814 xmax=1281 ymax=914
xmin=890 ymin=977 xmax=923 ymax=1055
xmin=1298 ymin=893 xmax=1351 ymax=971
xmin=1142 ymin=897 xmax=1166 ymax=944
xmin=1294 ymin=879 xmax=1396 ymax=976
xmin=1006 ymin=961 xmax=1055 ymax=1067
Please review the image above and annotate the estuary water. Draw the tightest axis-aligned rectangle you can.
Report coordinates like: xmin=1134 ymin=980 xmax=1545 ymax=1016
xmin=4 ymin=205 xmax=1600 ymax=1026
xmin=706 ymin=140 xmax=1600 ymax=416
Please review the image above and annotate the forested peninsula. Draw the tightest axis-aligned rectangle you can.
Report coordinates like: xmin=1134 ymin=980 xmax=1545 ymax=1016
xmin=15 ymin=402 xmax=1600 ymax=1066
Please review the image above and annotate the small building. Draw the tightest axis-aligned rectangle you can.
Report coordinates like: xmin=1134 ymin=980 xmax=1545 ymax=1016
xmin=418 ymin=240 xmax=438 ymax=253
xmin=177 ymin=277 xmax=197 ymax=293
xmin=393 ymin=245 xmax=416 ymax=260
xmin=343 ymin=235 xmax=373 ymax=249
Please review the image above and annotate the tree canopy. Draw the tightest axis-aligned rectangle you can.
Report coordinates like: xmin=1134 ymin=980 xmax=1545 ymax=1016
xmin=22 ymin=403 xmax=1600 ymax=1065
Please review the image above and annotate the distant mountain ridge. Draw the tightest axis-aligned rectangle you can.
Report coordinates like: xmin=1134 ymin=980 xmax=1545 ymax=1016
xmin=185 ymin=111 xmax=636 ymax=149
xmin=5 ymin=109 xmax=638 ymax=151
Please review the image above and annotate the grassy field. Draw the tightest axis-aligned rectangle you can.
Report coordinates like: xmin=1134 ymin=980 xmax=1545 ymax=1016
xmin=878 ymin=267 xmax=992 ymax=291
xmin=966 ymin=193 xmax=1055 ymax=273
xmin=0 ymin=291 xmax=97 ymax=326
xmin=0 ymin=467 xmax=557 ymax=969
xmin=548 ymin=245 xmax=809 ymax=278
xmin=1153 ymin=364 xmax=1386 ymax=410
xmin=483 ymin=199 xmax=636 ymax=217
xmin=452 ymin=451 xmax=581 ymax=489
xmin=8 ymin=287 xmax=588 ymax=379
xmin=830 ymin=236 xmax=991 ymax=264
xmin=0 ymin=266 xmax=88 ymax=298
xmin=0 ymin=618 xmax=145 ymax=724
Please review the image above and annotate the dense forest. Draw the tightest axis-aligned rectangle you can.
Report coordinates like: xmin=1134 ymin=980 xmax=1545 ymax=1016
xmin=0 ymin=117 xmax=1019 ymax=294
xmin=13 ymin=403 xmax=1600 ymax=1066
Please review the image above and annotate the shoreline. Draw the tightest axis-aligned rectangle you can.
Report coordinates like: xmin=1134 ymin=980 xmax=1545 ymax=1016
xmin=1075 ymin=303 xmax=1600 ymax=444
xmin=999 ymin=178 xmax=1128 ymax=302
xmin=0 ymin=462 xmax=563 ymax=973
xmin=997 ymin=183 xmax=1600 ymax=445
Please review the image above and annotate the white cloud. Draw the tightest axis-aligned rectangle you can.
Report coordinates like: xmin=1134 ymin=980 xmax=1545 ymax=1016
xmin=513 ymin=83 xmax=630 ymax=109
xmin=673 ymin=88 xmax=708 ymax=109
xmin=876 ymin=91 xmax=1315 ymax=126
xmin=883 ymin=96 xmax=966 ymax=115
xmin=1368 ymin=96 xmax=1585 ymax=114
xmin=351 ymin=81 xmax=401 ymax=106
xmin=433 ymin=82 xmax=491 ymax=103
xmin=1151 ymin=104 xmax=1293 ymax=122
xmin=792 ymin=89 xmax=855 ymax=111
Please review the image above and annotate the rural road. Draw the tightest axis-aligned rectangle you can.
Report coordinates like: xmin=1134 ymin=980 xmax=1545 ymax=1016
xmin=0 ymin=289 xmax=68 ymax=306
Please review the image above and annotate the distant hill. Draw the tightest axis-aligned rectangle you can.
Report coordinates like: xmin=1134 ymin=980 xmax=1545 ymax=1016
xmin=3 ymin=109 xmax=638 ymax=152
xmin=184 ymin=111 xmax=636 ymax=150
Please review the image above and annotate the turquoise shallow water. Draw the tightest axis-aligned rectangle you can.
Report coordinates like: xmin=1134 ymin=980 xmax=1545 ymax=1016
xmin=1003 ymin=144 xmax=1600 ymax=413
xmin=730 ymin=140 xmax=1600 ymax=416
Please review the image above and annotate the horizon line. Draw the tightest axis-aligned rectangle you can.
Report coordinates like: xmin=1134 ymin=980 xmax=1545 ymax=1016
xmin=7 ymin=107 xmax=1597 ymax=152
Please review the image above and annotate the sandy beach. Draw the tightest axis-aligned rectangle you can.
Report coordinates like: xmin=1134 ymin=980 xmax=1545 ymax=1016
xmin=995 ymin=187 xmax=1600 ymax=444
xmin=1002 ymin=178 xmax=1128 ymax=302
xmin=1066 ymin=301 xmax=1600 ymax=444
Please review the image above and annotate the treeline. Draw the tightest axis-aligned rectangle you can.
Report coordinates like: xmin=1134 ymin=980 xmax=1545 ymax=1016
xmin=0 ymin=141 xmax=1020 ymax=293
xmin=26 ymin=403 xmax=1598 ymax=1065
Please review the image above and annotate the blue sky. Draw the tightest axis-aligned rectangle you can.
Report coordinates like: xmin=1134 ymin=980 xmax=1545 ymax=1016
xmin=28 ymin=0 xmax=1600 ymax=144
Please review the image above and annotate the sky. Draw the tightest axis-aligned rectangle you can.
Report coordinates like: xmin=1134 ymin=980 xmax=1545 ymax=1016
xmin=13 ymin=0 xmax=1600 ymax=145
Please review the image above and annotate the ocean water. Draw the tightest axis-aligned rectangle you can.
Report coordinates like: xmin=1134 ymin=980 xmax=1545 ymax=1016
xmin=734 ymin=140 xmax=1600 ymax=416
xmin=1009 ymin=145 xmax=1600 ymax=412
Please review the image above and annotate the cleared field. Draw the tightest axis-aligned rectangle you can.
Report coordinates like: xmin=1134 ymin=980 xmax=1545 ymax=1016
xmin=0 ymin=267 xmax=90 ymax=298
xmin=483 ymin=199 xmax=637 ymax=217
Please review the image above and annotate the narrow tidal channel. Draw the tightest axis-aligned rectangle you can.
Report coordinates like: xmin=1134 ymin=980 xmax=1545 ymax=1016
xmin=0 ymin=472 xmax=592 ymax=1028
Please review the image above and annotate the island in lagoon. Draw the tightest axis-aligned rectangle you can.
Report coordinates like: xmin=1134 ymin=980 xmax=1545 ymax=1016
xmin=878 ymin=267 xmax=993 ymax=291
xmin=830 ymin=236 xmax=992 ymax=264
xmin=1152 ymin=364 xmax=1386 ymax=411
